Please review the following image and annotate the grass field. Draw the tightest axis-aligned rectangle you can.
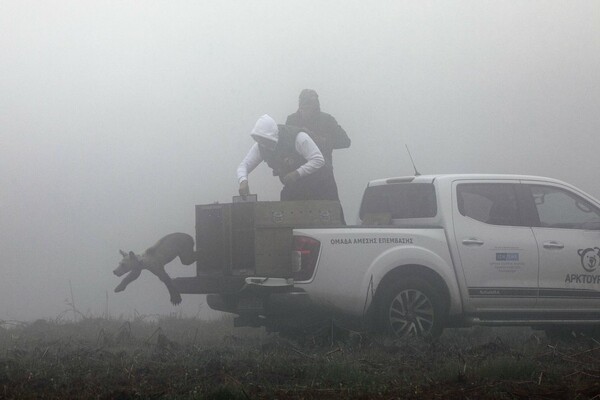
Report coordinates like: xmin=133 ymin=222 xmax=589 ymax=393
xmin=1 ymin=316 xmax=599 ymax=399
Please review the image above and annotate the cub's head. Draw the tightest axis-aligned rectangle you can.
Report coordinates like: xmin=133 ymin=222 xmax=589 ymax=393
xmin=113 ymin=250 xmax=142 ymax=276
xmin=577 ymin=247 xmax=600 ymax=272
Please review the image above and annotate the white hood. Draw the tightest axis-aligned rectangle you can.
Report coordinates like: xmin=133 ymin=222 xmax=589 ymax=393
xmin=250 ymin=114 xmax=278 ymax=143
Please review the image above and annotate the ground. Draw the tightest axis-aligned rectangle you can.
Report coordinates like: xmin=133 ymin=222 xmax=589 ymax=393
xmin=1 ymin=316 xmax=599 ymax=399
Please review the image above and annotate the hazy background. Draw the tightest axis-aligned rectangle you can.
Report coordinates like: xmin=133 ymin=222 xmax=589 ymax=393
xmin=1 ymin=1 xmax=599 ymax=321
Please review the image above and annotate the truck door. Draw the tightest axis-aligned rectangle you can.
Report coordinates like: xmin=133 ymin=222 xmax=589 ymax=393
xmin=522 ymin=182 xmax=600 ymax=312
xmin=452 ymin=181 xmax=538 ymax=311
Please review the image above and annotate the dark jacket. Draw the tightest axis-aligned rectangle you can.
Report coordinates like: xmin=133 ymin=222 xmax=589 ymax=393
xmin=258 ymin=125 xmax=306 ymax=177
xmin=258 ymin=124 xmax=338 ymax=202
xmin=285 ymin=111 xmax=350 ymax=166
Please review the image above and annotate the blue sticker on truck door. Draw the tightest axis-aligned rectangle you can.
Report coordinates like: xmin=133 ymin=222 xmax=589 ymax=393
xmin=496 ymin=253 xmax=519 ymax=261
xmin=491 ymin=249 xmax=524 ymax=272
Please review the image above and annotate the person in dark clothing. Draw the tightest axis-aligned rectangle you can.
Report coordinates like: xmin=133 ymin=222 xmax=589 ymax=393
xmin=237 ymin=114 xmax=339 ymax=201
xmin=286 ymin=89 xmax=350 ymax=220
xmin=286 ymin=89 xmax=351 ymax=168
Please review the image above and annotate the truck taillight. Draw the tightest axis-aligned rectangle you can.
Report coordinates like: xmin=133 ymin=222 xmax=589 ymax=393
xmin=292 ymin=235 xmax=320 ymax=282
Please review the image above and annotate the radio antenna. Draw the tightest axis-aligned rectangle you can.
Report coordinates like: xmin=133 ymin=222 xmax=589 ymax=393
xmin=405 ymin=145 xmax=421 ymax=176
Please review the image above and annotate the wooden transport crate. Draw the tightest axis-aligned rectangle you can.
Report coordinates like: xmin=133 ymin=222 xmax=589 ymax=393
xmin=250 ymin=200 xmax=343 ymax=227
xmin=196 ymin=200 xmax=342 ymax=277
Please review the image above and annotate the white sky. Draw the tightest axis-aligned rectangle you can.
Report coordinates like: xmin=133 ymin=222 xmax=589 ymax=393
xmin=1 ymin=1 xmax=599 ymax=321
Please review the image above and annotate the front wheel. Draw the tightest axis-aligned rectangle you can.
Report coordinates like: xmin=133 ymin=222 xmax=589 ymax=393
xmin=378 ymin=278 xmax=446 ymax=338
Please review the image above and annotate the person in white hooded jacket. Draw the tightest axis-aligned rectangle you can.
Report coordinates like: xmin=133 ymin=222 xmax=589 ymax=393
xmin=237 ymin=114 xmax=340 ymax=201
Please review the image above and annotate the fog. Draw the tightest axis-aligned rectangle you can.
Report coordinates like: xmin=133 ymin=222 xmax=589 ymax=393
xmin=1 ymin=1 xmax=599 ymax=321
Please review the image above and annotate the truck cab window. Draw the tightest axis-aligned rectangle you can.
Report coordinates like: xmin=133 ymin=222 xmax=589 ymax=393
xmin=527 ymin=185 xmax=600 ymax=229
xmin=359 ymin=183 xmax=437 ymax=220
xmin=457 ymin=183 xmax=520 ymax=226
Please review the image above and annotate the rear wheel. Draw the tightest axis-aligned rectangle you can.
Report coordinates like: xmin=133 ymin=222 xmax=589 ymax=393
xmin=379 ymin=278 xmax=446 ymax=338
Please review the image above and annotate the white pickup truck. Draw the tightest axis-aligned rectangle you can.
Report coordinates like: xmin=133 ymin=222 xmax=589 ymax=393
xmin=175 ymin=174 xmax=600 ymax=338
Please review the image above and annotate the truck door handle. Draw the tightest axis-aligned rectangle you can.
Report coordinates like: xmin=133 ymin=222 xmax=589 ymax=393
xmin=462 ymin=238 xmax=484 ymax=246
xmin=543 ymin=241 xmax=564 ymax=249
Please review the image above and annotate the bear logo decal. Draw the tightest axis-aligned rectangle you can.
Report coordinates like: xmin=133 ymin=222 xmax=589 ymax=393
xmin=577 ymin=247 xmax=600 ymax=272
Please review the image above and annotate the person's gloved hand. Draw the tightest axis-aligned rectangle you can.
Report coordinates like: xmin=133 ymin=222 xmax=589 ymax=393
xmin=281 ymin=171 xmax=300 ymax=185
xmin=239 ymin=180 xmax=250 ymax=196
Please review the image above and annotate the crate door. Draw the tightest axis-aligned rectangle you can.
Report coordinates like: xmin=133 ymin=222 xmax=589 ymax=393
xmin=196 ymin=204 xmax=231 ymax=274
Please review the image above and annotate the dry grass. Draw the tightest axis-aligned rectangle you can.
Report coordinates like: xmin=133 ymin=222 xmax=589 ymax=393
xmin=1 ymin=317 xmax=599 ymax=399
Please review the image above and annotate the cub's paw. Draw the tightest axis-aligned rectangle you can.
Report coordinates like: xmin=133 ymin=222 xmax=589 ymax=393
xmin=171 ymin=293 xmax=182 ymax=305
xmin=114 ymin=285 xmax=125 ymax=293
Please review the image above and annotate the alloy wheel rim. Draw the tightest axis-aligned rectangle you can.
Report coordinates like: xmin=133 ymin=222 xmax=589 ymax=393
xmin=388 ymin=288 xmax=434 ymax=337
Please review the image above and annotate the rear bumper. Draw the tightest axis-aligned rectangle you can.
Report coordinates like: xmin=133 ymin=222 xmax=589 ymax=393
xmin=172 ymin=275 xmax=246 ymax=294
xmin=173 ymin=275 xmax=294 ymax=295
xmin=175 ymin=274 xmax=316 ymax=320
xmin=206 ymin=290 xmax=313 ymax=316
